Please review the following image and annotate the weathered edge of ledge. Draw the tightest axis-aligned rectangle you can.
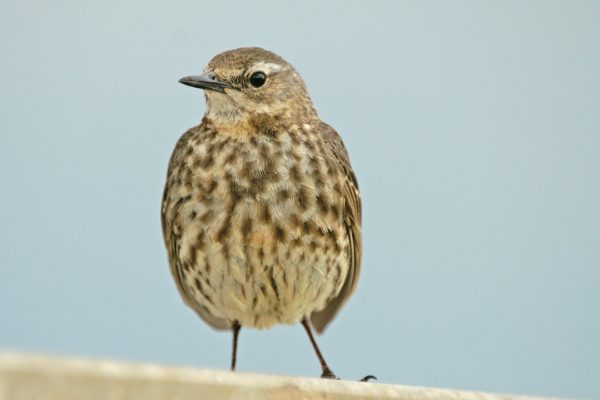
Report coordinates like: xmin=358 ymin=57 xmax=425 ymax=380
xmin=0 ymin=351 xmax=557 ymax=400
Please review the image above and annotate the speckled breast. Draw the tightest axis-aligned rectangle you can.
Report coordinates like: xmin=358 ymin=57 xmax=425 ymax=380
xmin=162 ymin=122 xmax=350 ymax=329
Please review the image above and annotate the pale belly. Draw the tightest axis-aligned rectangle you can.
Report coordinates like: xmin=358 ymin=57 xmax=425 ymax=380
xmin=176 ymin=200 xmax=350 ymax=329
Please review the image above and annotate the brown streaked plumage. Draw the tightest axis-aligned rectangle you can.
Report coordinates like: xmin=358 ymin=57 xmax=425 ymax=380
xmin=161 ymin=47 xmax=363 ymax=379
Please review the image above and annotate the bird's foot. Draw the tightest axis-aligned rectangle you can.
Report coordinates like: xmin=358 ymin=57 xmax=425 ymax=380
xmin=359 ymin=375 xmax=377 ymax=382
xmin=320 ymin=367 xmax=340 ymax=380
xmin=320 ymin=371 xmax=377 ymax=381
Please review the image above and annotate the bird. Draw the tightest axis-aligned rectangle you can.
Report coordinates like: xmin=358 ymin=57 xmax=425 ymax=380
xmin=161 ymin=47 xmax=363 ymax=379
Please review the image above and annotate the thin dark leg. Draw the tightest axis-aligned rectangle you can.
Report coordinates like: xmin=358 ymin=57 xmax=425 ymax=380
xmin=301 ymin=319 xmax=337 ymax=379
xmin=231 ymin=321 xmax=241 ymax=371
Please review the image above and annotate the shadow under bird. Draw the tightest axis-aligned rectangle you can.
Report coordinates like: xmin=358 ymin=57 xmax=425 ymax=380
xmin=161 ymin=47 xmax=371 ymax=380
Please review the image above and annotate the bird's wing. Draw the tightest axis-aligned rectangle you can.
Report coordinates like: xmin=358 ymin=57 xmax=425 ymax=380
xmin=310 ymin=122 xmax=362 ymax=333
xmin=161 ymin=132 xmax=230 ymax=331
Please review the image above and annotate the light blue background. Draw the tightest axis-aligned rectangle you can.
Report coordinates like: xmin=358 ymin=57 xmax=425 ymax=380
xmin=1 ymin=1 xmax=599 ymax=398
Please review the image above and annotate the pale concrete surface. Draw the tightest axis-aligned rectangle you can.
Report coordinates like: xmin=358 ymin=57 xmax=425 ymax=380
xmin=0 ymin=352 xmax=558 ymax=400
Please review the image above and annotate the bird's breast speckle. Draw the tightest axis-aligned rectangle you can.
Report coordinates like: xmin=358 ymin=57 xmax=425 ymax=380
xmin=162 ymin=123 xmax=350 ymax=329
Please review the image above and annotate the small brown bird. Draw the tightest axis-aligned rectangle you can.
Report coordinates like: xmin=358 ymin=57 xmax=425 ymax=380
xmin=161 ymin=47 xmax=363 ymax=379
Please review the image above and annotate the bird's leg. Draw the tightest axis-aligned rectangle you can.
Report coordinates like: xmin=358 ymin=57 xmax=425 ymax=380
xmin=231 ymin=321 xmax=241 ymax=371
xmin=301 ymin=319 xmax=338 ymax=379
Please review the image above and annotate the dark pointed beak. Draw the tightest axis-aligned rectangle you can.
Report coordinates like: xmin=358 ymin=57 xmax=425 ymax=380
xmin=178 ymin=73 xmax=232 ymax=93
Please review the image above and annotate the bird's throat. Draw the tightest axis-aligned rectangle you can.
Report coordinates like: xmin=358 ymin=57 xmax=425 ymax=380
xmin=205 ymin=115 xmax=256 ymax=138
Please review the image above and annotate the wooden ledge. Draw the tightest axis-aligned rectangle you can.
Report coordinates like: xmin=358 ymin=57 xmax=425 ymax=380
xmin=0 ymin=352 xmax=557 ymax=400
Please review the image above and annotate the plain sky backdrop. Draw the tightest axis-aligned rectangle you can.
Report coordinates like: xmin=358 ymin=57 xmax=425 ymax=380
xmin=1 ymin=1 xmax=599 ymax=398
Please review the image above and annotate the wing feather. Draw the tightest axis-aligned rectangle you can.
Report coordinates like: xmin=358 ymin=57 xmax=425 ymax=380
xmin=310 ymin=122 xmax=362 ymax=333
xmin=161 ymin=131 xmax=230 ymax=330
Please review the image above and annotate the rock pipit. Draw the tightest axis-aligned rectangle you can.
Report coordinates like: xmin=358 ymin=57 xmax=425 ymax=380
xmin=162 ymin=47 xmax=366 ymax=379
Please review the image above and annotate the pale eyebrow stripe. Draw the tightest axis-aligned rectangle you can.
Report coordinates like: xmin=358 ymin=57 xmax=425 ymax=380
xmin=251 ymin=62 xmax=283 ymax=73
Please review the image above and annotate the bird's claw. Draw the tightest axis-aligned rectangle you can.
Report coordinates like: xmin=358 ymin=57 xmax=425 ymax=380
xmin=359 ymin=375 xmax=377 ymax=382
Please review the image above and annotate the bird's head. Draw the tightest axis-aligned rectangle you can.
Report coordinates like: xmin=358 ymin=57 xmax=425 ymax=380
xmin=179 ymin=47 xmax=317 ymax=128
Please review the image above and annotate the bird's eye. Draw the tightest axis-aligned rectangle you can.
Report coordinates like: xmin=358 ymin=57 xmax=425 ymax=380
xmin=249 ymin=71 xmax=267 ymax=88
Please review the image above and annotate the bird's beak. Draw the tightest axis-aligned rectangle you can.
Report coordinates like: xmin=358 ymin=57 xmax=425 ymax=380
xmin=178 ymin=73 xmax=232 ymax=93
